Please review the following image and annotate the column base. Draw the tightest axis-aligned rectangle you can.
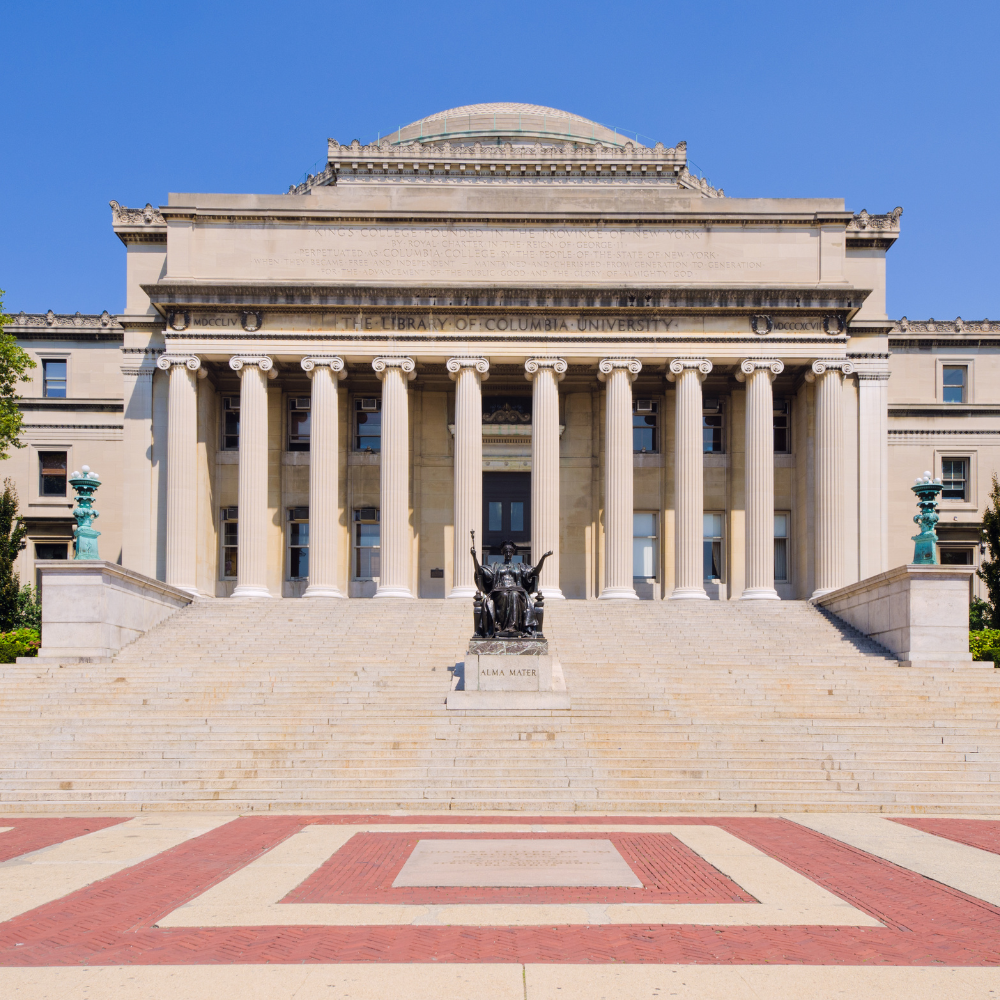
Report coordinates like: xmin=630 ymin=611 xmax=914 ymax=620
xmin=231 ymin=585 xmax=273 ymax=599
xmin=598 ymin=586 xmax=639 ymax=601
xmin=447 ymin=586 xmax=478 ymax=600
xmin=810 ymin=587 xmax=836 ymax=600
xmin=303 ymin=585 xmax=345 ymax=599
xmin=670 ymin=587 xmax=710 ymax=601
xmin=373 ymin=585 xmax=415 ymax=599
xmin=540 ymin=586 xmax=566 ymax=600
xmin=740 ymin=587 xmax=780 ymax=601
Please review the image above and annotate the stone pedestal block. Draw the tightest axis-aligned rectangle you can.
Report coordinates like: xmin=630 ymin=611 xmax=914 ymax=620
xmin=813 ymin=564 xmax=975 ymax=667
xmin=447 ymin=639 xmax=569 ymax=709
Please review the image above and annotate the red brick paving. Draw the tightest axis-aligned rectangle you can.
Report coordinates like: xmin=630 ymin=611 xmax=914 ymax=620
xmin=0 ymin=817 xmax=126 ymax=863
xmin=285 ymin=831 xmax=755 ymax=905
xmin=891 ymin=818 xmax=1000 ymax=855
xmin=1 ymin=815 xmax=999 ymax=967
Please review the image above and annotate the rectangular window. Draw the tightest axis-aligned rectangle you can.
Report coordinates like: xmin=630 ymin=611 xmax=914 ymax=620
xmin=288 ymin=397 xmax=310 ymax=452
xmin=287 ymin=507 xmax=309 ymax=579
xmin=222 ymin=397 xmax=240 ymax=450
xmin=703 ymin=399 xmax=723 ymax=453
xmin=220 ymin=506 xmax=238 ymax=579
xmin=942 ymin=366 xmax=967 ymax=403
xmin=354 ymin=508 xmax=380 ymax=579
xmin=35 ymin=543 xmax=68 ymax=560
xmin=774 ymin=513 xmax=789 ymax=583
xmin=703 ymin=513 xmax=723 ymax=581
xmin=355 ymin=398 xmax=382 ymax=452
xmin=633 ymin=399 xmax=658 ymax=454
xmin=39 ymin=451 xmax=67 ymax=496
xmin=42 ymin=359 xmax=67 ymax=398
xmin=940 ymin=548 xmax=973 ymax=565
xmin=773 ymin=399 xmax=790 ymax=453
xmin=941 ymin=458 xmax=968 ymax=501
xmin=632 ymin=512 xmax=657 ymax=578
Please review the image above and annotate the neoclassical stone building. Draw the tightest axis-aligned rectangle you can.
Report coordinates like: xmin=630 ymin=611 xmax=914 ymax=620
xmin=5 ymin=104 xmax=998 ymax=602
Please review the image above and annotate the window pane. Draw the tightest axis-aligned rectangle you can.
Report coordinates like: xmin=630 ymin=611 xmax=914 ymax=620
xmin=358 ymin=523 xmax=380 ymax=545
xmin=703 ymin=414 xmax=723 ymax=453
xmin=774 ymin=538 xmax=788 ymax=581
xmin=289 ymin=522 xmax=308 ymax=545
xmin=224 ymin=522 xmax=238 ymax=546
xmin=633 ymin=512 xmax=656 ymax=536
xmin=39 ymin=451 xmax=67 ymax=496
xmin=43 ymin=360 xmax=67 ymax=398
xmin=941 ymin=459 xmax=967 ymax=500
xmin=633 ymin=537 xmax=655 ymax=577
xmin=703 ymin=539 xmax=723 ymax=580
xmin=943 ymin=366 xmax=966 ymax=403
xmin=510 ymin=502 xmax=524 ymax=532
xmin=489 ymin=502 xmax=502 ymax=531
xmin=774 ymin=513 xmax=788 ymax=538
xmin=356 ymin=410 xmax=382 ymax=451
xmin=941 ymin=549 xmax=973 ymax=565
xmin=224 ymin=409 xmax=240 ymax=450
xmin=290 ymin=547 xmax=308 ymax=578
xmin=224 ymin=547 xmax=238 ymax=578
xmin=632 ymin=414 xmax=657 ymax=453
xmin=703 ymin=513 xmax=723 ymax=538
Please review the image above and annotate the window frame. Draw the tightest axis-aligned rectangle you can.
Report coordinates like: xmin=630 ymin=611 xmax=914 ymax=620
xmin=935 ymin=450 xmax=978 ymax=509
xmin=774 ymin=511 xmax=790 ymax=584
xmin=355 ymin=397 xmax=382 ymax=453
xmin=632 ymin=398 xmax=659 ymax=455
xmin=287 ymin=507 xmax=309 ymax=580
xmin=632 ymin=511 xmax=658 ymax=580
xmin=353 ymin=508 xmax=381 ymax=580
xmin=940 ymin=457 xmax=969 ymax=502
xmin=220 ymin=506 xmax=238 ymax=580
xmin=936 ymin=358 xmax=974 ymax=404
xmin=703 ymin=511 xmax=725 ymax=583
xmin=221 ymin=396 xmax=240 ymax=451
xmin=287 ymin=396 xmax=311 ymax=452
xmin=702 ymin=398 xmax=725 ymax=454
xmin=38 ymin=450 xmax=68 ymax=498
xmin=773 ymin=398 xmax=790 ymax=454
xmin=41 ymin=358 xmax=68 ymax=398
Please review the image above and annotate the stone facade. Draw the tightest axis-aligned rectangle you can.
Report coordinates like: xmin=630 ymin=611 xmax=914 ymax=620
xmin=4 ymin=104 xmax=997 ymax=601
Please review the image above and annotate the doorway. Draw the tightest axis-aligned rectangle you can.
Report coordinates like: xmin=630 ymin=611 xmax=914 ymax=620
xmin=482 ymin=471 xmax=531 ymax=562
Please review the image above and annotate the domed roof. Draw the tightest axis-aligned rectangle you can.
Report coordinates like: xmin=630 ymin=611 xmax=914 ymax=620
xmin=383 ymin=103 xmax=641 ymax=148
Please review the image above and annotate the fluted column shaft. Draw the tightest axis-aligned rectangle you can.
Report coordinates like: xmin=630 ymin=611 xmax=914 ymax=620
xmin=669 ymin=358 xmax=712 ymax=600
xmin=373 ymin=357 xmax=415 ymax=599
xmin=157 ymin=354 xmax=202 ymax=595
xmin=230 ymin=355 xmax=274 ymax=598
xmin=302 ymin=357 xmax=345 ymax=598
xmin=858 ymin=370 xmax=890 ymax=578
xmin=525 ymin=358 xmax=566 ymax=599
xmin=599 ymin=357 xmax=641 ymax=600
xmin=739 ymin=359 xmax=783 ymax=600
xmin=809 ymin=360 xmax=853 ymax=598
xmin=448 ymin=358 xmax=489 ymax=598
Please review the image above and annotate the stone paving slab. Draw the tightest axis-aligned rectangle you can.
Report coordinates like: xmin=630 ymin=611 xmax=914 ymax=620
xmin=1 ymin=812 xmax=1000 ymax=998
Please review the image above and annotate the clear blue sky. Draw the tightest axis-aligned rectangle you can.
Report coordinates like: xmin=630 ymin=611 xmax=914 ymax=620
xmin=2 ymin=0 xmax=997 ymax=319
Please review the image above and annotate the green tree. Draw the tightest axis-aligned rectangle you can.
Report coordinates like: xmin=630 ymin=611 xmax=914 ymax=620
xmin=0 ymin=291 xmax=36 ymax=462
xmin=0 ymin=478 xmax=28 ymax=630
xmin=979 ymin=472 xmax=1000 ymax=629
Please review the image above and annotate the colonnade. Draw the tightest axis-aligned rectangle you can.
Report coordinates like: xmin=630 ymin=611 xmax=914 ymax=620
xmin=155 ymin=352 xmax=856 ymax=601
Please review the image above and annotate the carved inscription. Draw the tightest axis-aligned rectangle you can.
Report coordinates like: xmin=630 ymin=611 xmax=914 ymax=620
xmin=197 ymin=224 xmax=819 ymax=284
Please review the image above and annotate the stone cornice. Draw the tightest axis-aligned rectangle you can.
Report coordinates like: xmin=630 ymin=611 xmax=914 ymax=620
xmin=892 ymin=317 xmax=999 ymax=335
xmin=110 ymin=201 xmax=167 ymax=245
xmin=845 ymin=207 xmax=902 ymax=250
xmin=7 ymin=311 xmax=123 ymax=340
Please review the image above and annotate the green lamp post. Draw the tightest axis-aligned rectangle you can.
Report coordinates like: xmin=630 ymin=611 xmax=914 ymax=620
xmin=911 ymin=470 xmax=943 ymax=565
xmin=70 ymin=465 xmax=101 ymax=560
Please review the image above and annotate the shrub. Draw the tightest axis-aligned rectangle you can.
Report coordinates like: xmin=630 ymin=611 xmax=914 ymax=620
xmin=0 ymin=627 xmax=40 ymax=662
xmin=970 ymin=629 xmax=1000 ymax=660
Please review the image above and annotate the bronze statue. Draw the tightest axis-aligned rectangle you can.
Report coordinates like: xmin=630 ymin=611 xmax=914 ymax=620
xmin=470 ymin=531 xmax=551 ymax=638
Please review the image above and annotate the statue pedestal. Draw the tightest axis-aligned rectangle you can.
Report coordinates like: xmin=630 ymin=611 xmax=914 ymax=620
xmin=447 ymin=637 xmax=570 ymax=710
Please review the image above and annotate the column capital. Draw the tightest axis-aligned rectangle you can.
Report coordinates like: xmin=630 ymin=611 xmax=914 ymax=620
xmin=301 ymin=356 xmax=346 ymax=379
xmin=446 ymin=357 xmax=490 ymax=381
xmin=667 ymin=358 xmax=712 ymax=381
xmin=157 ymin=353 xmax=204 ymax=378
xmin=804 ymin=359 xmax=855 ymax=382
xmin=372 ymin=356 xmax=416 ymax=381
xmin=735 ymin=358 xmax=783 ymax=382
xmin=229 ymin=355 xmax=277 ymax=379
xmin=597 ymin=357 xmax=641 ymax=382
xmin=524 ymin=357 xmax=567 ymax=381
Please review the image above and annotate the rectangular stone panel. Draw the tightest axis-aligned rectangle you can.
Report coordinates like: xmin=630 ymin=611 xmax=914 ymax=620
xmin=391 ymin=838 xmax=643 ymax=888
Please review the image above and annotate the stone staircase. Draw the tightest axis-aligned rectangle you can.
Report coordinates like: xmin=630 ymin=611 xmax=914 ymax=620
xmin=2 ymin=598 xmax=1000 ymax=814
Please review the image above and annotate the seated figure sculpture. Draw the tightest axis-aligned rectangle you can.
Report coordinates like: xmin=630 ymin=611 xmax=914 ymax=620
xmin=470 ymin=533 xmax=551 ymax=639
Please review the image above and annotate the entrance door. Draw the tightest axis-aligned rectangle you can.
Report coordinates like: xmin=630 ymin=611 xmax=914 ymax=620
xmin=482 ymin=472 xmax=531 ymax=560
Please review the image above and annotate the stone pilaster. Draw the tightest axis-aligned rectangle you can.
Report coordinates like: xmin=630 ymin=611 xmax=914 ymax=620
xmin=806 ymin=360 xmax=854 ymax=598
xmin=736 ymin=359 xmax=783 ymax=600
xmin=856 ymin=368 xmax=890 ymax=579
xmin=668 ymin=358 xmax=712 ymax=600
xmin=122 ymin=350 xmax=158 ymax=578
xmin=447 ymin=357 xmax=489 ymax=598
xmin=372 ymin=357 xmax=415 ymax=599
xmin=524 ymin=358 xmax=567 ymax=599
xmin=156 ymin=354 xmax=204 ymax=595
xmin=598 ymin=357 xmax=641 ymax=600
xmin=301 ymin=357 xmax=346 ymax=598
xmin=229 ymin=355 xmax=276 ymax=599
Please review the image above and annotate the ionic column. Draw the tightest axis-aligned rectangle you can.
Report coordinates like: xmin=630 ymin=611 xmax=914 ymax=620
xmin=524 ymin=358 xmax=567 ymax=599
xmin=668 ymin=358 xmax=713 ymax=600
xmin=156 ymin=354 xmax=204 ymax=595
xmin=372 ymin=357 xmax=415 ymax=599
xmin=598 ymin=357 xmax=641 ymax=600
xmin=229 ymin=355 xmax=275 ymax=598
xmin=857 ymin=369 xmax=890 ymax=578
xmin=736 ymin=359 xmax=783 ymax=600
xmin=447 ymin=357 xmax=489 ymax=599
xmin=806 ymin=359 xmax=854 ymax=598
xmin=122 ymin=351 xmax=157 ymax=577
xmin=301 ymin=356 xmax=346 ymax=598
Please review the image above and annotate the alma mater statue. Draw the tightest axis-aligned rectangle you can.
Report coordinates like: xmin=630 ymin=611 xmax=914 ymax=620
xmin=470 ymin=532 xmax=552 ymax=638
